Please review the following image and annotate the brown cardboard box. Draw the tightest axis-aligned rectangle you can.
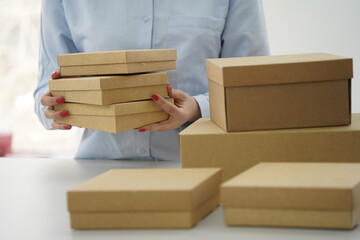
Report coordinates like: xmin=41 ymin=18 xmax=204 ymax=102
xmin=59 ymin=49 xmax=176 ymax=76
xmin=49 ymin=72 xmax=169 ymax=105
xmin=221 ymin=162 xmax=360 ymax=229
xmin=207 ymin=53 xmax=353 ymax=132
xmin=55 ymin=99 xmax=174 ymax=133
xmin=68 ymin=168 xmax=222 ymax=229
xmin=180 ymin=114 xmax=360 ymax=181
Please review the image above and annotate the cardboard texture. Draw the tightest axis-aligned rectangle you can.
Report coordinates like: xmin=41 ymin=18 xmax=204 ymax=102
xmin=221 ymin=163 xmax=360 ymax=229
xmin=58 ymin=49 xmax=177 ymax=66
xmin=55 ymin=99 xmax=174 ymax=133
xmin=70 ymin=193 xmax=219 ymax=229
xmin=60 ymin=61 xmax=176 ymax=76
xmin=67 ymin=168 xmax=222 ymax=229
xmin=207 ymin=53 xmax=353 ymax=132
xmin=49 ymin=72 xmax=169 ymax=105
xmin=58 ymin=49 xmax=176 ymax=76
xmin=180 ymin=114 xmax=360 ymax=181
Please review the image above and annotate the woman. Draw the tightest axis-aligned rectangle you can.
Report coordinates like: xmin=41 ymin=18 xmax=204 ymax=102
xmin=34 ymin=0 xmax=269 ymax=160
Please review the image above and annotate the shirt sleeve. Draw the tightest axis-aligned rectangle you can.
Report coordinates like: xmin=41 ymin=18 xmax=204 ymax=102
xmin=193 ymin=0 xmax=270 ymax=119
xmin=33 ymin=0 xmax=78 ymax=129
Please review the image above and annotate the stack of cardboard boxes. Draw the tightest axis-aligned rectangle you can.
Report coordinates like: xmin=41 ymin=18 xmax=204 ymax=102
xmin=221 ymin=162 xmax=360 ymax=229
xmin=49 ymin=49 xmax=176 ymax=133
xmin=180 ymin=53 xmax=360 ymax=229
xmin=65 ymin=52 xmax=360 ymax=230
xmin=57 ymin=49 xmax=224 ymax=230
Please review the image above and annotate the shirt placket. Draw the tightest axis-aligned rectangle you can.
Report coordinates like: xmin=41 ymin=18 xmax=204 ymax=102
xmin=134 ymin=0 xmax=154 ymax=159
xmin=138 ymin=0 xmax=154 ymax=49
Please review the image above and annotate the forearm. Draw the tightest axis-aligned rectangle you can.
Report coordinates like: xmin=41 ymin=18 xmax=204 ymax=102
xmin=221 ymin=0 xmax=270 ymax=58
xmin=34 ymin=0 xmax=77 ymax=129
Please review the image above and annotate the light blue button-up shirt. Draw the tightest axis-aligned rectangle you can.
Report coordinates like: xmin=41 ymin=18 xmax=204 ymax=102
xmin=34 ymin=0 xmax=269 ymax=161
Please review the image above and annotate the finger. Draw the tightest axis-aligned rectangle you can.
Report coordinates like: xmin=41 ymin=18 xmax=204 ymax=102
xmin=152 ymin=94 xmax=181 ymax=117
xmin=53 ymin=68 xmax=80 ymax=79
xmin=167 ymin=84 xmax=173 ymax=96
xmin=51 ymin=120 xmax=72 ymax=130
xmin=51 ymin=69 xmax=61 ymax=79
xmin=138 ymin=118 xmax=177 ymax=132
xmin=45 ymin=107 xmax=69 ymax=120
xmin=168 ymin=87 xmax=187 ymax=101
xmin=41 ymin=92 xmax=65 ymax=107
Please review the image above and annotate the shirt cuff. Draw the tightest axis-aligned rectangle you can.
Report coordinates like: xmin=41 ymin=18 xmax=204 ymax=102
xmin=193 ymin=93 xmax=209 ymax=118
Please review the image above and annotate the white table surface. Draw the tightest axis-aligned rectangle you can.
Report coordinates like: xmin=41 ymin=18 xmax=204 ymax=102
xmin=0 ymin=157 xmax=359 ymax=240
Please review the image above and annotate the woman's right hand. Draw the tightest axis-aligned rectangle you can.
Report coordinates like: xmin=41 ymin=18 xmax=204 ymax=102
xmin=40 ymin=69 xmax=72 ymax=130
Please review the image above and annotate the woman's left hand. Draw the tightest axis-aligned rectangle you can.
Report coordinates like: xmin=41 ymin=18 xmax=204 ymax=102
xmin=137 ymin=85 xmax=201 ymax=132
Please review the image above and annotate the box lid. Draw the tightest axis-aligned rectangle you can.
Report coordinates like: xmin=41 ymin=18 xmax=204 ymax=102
xmin=221 ymin=163 xmax=360 ymax=211
xmin=68 ymin=168 xmax=222 ymax=212
xmin=180 ymin=114 xmax=360 ymax=136
xmin=58 ymin=49 xmax=177 ymax=66
xmin=55 ymin=98 xmax=174 ymax=116
xmin=49 ymin=72 xmax=168 ymax=91
xmin=207 ymin=53 xmax=353 ymax=87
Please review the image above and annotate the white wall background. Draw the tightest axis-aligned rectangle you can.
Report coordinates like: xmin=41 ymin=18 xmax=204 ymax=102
xmin=263 ymin=0 xmax=360 ymax=113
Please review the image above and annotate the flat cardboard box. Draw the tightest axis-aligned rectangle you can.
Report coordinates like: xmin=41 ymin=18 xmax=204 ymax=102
xmin=180 ymin=114 xmax=360 ymax=181
xmin=207 ymin=53 xmax=353 ymax=132
xmin=68 ymin=168 xmax=222 ymax=229
xmin=55 ymin=99 xmax=174 ymax=133
xmin=59 ymin=49 xmax=176 ymax=76
xmin=221 ymin=163 xmax=360 ymax=229
xmin=49 ymin=72 xmax=169 ymax=105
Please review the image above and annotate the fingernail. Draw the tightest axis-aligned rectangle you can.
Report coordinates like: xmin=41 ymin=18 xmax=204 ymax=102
xmin=60 ymin=111 xmax=69 ymax=117
xmin=152 ymin=94 xmax=159 ymax=101
xmin=64 ymin=125 xmax=72 ymax=130
xmin=138 ymin=128 xmax=146 ymax=132
xmin=56 ymin=97 xmax=65 ymax=104
xmin=167 ymin=84 xmax=172 ymax=93
xmin=51 ymin=71 xmax=59 ymax=79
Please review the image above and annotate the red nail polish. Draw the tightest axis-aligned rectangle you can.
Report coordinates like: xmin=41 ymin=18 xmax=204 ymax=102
xmin=51 ymin=71 xmax=59 ymax=79
xmin=56 ymin=98 xmax=65 ymax=104
xmin=60 ymin=111 xmax=69 ymax=117
xmin=167 ymin=84 xmax=172 ymax=93
xmin=64 ymin=125 xmax=71 ymax=130
xmin=138 ymin=128 xmax=146 ymax=132
xmin=152 ymin=94 xmax=159 ymax=101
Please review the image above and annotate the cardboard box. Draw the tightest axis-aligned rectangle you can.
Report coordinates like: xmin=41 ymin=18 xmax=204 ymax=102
xmin=59 ymin=49 xmax=176 ymax=76
xmin=68 ymin=168 xmax=222 ymax=229
xmin=49 ymin=72 xmax=169 ymax=105
xmin=55 ymin=99 xmax=174 ymax=133
xmin=221 ymin=162 xmax=360 ymax=229
xmin=207 ymin=53 xmax=353 ymax=132
xmin=180 ymin=114 xmax=360 ymax=181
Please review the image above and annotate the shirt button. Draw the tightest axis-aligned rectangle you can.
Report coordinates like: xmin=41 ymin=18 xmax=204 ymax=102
xmin=140 ymin=148 xmax=147 ymax=154
xmin=143 ymin=16 xmax=150 ymax=22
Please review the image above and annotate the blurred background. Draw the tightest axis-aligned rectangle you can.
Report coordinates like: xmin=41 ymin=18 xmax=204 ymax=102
xmin=0 ymin=0 xmax=81 ymax=157
xmin=0 ymin=0 xmax=359 ymax=157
